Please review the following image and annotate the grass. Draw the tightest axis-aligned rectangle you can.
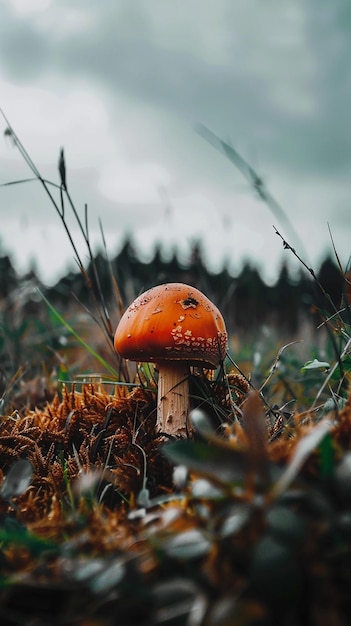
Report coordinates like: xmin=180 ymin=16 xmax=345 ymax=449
xmin=0 ymin=117 xmax=351 ymax=624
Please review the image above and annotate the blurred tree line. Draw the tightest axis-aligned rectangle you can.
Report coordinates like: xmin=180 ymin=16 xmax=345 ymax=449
xmin=0 ymin=239 xmax=345 ymax=341
xmin=0 ymin=240 xmax=344 ymax=386
xmin=0 ymin=241 xmax=346 ymax=408
xmin=40 ymin=238 xmax=345 ymax=338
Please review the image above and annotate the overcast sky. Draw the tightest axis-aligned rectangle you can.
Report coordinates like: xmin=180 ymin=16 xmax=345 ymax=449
xmin=0 ymin=0 xmax=350 ymax=285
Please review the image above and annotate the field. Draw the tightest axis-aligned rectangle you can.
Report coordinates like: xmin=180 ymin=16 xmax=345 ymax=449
xmin=0 ymin=120 xmax=351 ymax=625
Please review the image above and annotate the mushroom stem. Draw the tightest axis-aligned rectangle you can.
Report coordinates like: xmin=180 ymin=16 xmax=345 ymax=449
xmin=156 ymin=363 xmax=193 ymax=437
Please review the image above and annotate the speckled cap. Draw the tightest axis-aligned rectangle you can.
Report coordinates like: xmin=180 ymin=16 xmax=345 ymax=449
xmin=114 ymin=283 xmax=227 ymax=368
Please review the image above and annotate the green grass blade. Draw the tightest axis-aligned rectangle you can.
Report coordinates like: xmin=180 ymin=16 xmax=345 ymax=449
xmin=37 ymin=288 xmax=119 ymax=379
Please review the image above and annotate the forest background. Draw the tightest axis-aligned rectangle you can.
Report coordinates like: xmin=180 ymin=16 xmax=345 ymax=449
xmin=0 ymin=236 xmax=343 ymax=391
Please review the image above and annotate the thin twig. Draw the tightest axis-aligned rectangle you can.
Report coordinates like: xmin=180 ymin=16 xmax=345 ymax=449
xmin=225 ymin=351 xmax=276 ymax=417
xmin=273 ymin=225 xmax=343 ymax=321
xmin=259 ymin=340 xmax=303 ymax=393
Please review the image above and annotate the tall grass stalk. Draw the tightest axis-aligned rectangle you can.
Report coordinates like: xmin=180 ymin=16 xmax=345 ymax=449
xmin=1 ymin=109 xmax=129 ymax=381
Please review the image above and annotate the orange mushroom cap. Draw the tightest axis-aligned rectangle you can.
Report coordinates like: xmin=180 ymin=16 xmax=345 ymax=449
xmin=114 ymin=283 xmax=227 ymax=369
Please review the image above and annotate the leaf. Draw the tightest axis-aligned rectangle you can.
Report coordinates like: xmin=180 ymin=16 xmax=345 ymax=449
xmin=90 ymin=558 xmax=126 ymax=593
xmin=191 ymin=479 xmax=223 ymax=500
xmin=323 ymin=396 xmax=347 ymax=415
xmin=172 ymin=465 xmax=188 ymax=490
xmin=1 ymin=459 xmax=33 ymax=500
xmin=163 ymin=440 xmax=245 ymax=485
xmin=272 ymin=419 xmax=332 ymax=497
xmin=57 ymin=362 xmax=71 ymax=385
xmin=190 ymin=408 xmax=216 ymax=437
xmin=330 ymin=354 xmax=351 ymax=381
xmin=71 ymin=558 xmax=106 ymax=582
xmin=219 ymin=504 xmax=251 ymax=538
xmin=152 ymin=578 xmax=206 ymax=626
xmin=161 ymin=529 xmax=211 ymax=559
xmin=301 ymin=359 xmax=330 ymax=372
xmin=266 ymin=506 xmax=306 ymax=545
xmin=250 ymin=534 xmax=301 ymax=601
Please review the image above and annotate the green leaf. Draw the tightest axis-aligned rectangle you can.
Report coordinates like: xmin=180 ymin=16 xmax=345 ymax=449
xmin=57 ymin=362 xmax=71 ymax=384
xmin=301 ymin=358 xmax=330 ymax=373
xmin=37 ymin=288 xmax=119 ymax=379
xmin=0 ymin=527 xmax=55 ymax=555
xmin=330 ymin=354 xmax=351 ymax=381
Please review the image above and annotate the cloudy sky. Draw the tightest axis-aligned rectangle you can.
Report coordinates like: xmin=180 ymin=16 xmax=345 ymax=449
xmin=0 ymin=0 xmax=350 ymax=285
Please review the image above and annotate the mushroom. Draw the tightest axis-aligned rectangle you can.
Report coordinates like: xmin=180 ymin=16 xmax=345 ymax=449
xmin=114 ymin=283 xmax=227 ymax=438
